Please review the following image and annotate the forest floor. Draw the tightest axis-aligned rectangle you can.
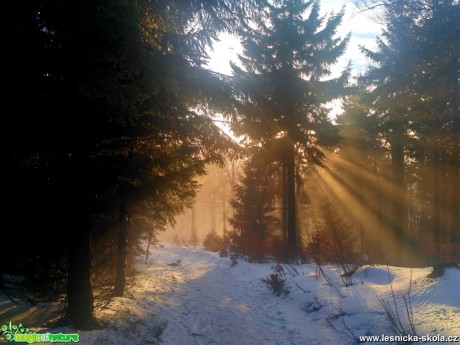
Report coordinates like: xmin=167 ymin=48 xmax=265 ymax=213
xmin=1 ymin=244 xmax=459 ymax=344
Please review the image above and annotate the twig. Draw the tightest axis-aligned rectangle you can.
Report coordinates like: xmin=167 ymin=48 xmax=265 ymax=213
xmin=284 ymin=264 xmax=299 ymax=277
xmin=293 ymin=281 xmax=311 ymax=293
xmin=319 ymin=265 xmax=344 ymax=298
xmin=378 ymin=265 xmax=417 ymax=338
xmin=405 ymin=269 xmax=416 ymax=335
xmin=327 ymin=312 xmax=360 ymax=343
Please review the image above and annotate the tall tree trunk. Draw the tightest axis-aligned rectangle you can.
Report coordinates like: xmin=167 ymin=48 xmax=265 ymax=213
xmin=145 ymin=231 xmax=153 ymax=264
xmin=374 ymin=157 xmax=383 ymax=240
xmin=113 ymin=203 xmax=128 ymax=297
xmin=65 ymin=150 xmax=95 ymax=330
xmin=285 ymin=142 xmax=297 ymax=251
xmin=432 ymin=145 xmax=442 ymax=274
xmin=282 ymin=168 xmax=288 ymax=242
xmin=0 ymin=254 xmax=4 ymax=289
xmin=223 ymin=179 xmax=227 ymax=237
xmin=389 ymin=117 xmax=408 ymax=264
xmin=450 ymin=149 xmax=459 ymax=242
xmin=191 ymin=207 xmax=197 ymax=248
xmin=211 ymin=192 xmax=216 ymax=234
xmin=65 ymin=218 xmax=95 ymax=329
xmin=450 ymin=58 xmax=460 ymax=242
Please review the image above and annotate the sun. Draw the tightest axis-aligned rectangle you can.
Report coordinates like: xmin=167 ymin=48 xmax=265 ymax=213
xmin=206 ymin=33 xmax=242 ymax=76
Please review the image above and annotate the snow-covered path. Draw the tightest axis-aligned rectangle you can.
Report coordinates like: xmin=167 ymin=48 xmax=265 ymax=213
xmin=136 ymin=245 xmax=335 ymax=345
xmin=19 ymin=244 xmax=458 ymax=345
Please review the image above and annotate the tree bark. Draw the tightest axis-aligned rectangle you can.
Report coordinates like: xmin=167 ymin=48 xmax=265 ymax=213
xmin=285 ymin=142 xmax=297 ymax=251
xmin=450 ymin=147 xmax=459 ymax=242
xmin=282 ymin=167 xmax=288 ymax=243
xmin=211 ymin=192 xmax=216 ymax=234
xmin=432 ymin=145 xmax=442 ymax=275
xmin=389 ymin=116 xmax=408 ymax=264
xmin=113 ymin=203 xmax=128 ymax=297
xmin=65 ymin=220 xmax=95 ymax=329
xmin=223 ymin=179 xmax=227 ymax=237
xmin=64 ymin=149 xmax=96 ymax=330
xmin=450 ymin=58 xmax=460 ymax=242
xmin=191 ymin=207 xmax=197 ymax=248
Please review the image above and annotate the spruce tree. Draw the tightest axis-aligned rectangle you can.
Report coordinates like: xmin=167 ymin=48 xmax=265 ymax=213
xmin=3 ymin=0 xmax=260 ymax=329
xmin=230 ymin=0 xmax=349 ymax=251
xmin=229 ymin=149 xmax=279 ymax=244
xmin=359 ymin=0 xmax=459 ymax=265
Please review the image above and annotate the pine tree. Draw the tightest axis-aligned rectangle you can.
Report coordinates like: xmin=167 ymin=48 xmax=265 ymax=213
xmin=229 ymin=149 xmax=279 ymax=245
xmin=229 ymin=0 xmax=349 ymax=251
xmin=402 ymin=0 xmax=460 ymax=269
xmin=359 ymin=0 xmax=460 ymax=266
xmin=3 ymin=0 xmax=261 ymax=328
xmin=336 ymin=85 xmax=390 ymax=263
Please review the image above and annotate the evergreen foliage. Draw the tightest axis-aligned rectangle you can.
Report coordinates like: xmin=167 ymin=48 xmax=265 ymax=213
xmin=229 ymin=0 xmax=350 ymax=251
xmin=338 ymin=0 xmax=459 ymax=266
xmin=229 ymin=150 xmax=279 ymax=242
xmin=2 ymin=0 xmax=260 ymax=329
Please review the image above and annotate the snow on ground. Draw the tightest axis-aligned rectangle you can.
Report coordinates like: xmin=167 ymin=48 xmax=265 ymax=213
xmin=1 ymin=244 xmax=459 ymax=344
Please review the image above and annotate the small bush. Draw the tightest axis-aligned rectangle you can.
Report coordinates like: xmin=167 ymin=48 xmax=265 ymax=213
xmin=304 ymin=230 xmax=335 ymax=265
xmin=203 ymin=232 xmax=225 ymax=252
xmin=262 ymin=264 xmax=289 ymax=297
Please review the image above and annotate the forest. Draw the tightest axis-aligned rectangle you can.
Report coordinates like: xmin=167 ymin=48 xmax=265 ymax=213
xmin=1 ymin=0 xmax=459 ymax=335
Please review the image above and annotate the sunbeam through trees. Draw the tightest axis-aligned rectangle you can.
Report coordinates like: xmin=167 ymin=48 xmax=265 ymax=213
xmin=1 ymin=0 xmax=459 ymax=340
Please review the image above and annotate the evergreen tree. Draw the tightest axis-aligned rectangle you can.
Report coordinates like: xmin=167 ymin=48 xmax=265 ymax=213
xmin=402 ymin=0 xmax=460 ymax=269
xmin=3 ymin=0 xmax=260 ymax=328
xmin=336 ymin=85 xmax=391 ymax=263
xmin=358 ymin=0 xmax=459 ymax=265
xmin=229 ymin=0 xmax=349 ymax=251
xmin=229 ymin=149 xmax=279 ymax=245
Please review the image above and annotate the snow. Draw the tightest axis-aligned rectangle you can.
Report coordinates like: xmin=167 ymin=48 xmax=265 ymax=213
xmin=1 ymin=244 xmax=459 ymax=344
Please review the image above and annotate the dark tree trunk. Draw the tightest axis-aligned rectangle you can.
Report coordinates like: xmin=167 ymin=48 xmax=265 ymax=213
xmin=211 ymin=192 xmax=216 ymax=233
xmin=389 ymin=117 xmax=408 ymax=264
xmin=285 ymin=142 xmax=297 ymax=251
xmin=450 ymin=156 xmax=459 ymax=242
xmin=450 ymin=59 xmax=460 ymax=242
xmin=65 ymin=221 xmax=95 ymax=329
xmin=223 ymin=179 xmax=227 ymax=237
xmin=191 ymin=207 xmax=197 ymax=248
xmin=0 ymin=259 xmax=3 ymax=289
xmin=373 ymin=157 xmax=383 ymax=239
xmin=64 ymin=148 xmax=96 ymax=329
xmin=282 ymin=167 xmax=288 ymax=243
xmin=113 ymin=204 xmax=128 ymax=297
xmin=433 ymin=147 xmax=441 ymax=259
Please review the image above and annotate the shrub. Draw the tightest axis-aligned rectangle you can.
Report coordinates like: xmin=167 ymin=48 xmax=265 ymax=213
xmin=262 ymin=263 xmax=289 ymax=297
xmin=203 ymin=232 xmax=225 ymax=252
xmin=304 ymin=230 xmax=335 ymax=265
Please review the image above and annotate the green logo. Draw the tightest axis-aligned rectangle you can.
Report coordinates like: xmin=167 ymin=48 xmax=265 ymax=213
xmin=1 ymin=321 xmax=79 ymax=343
xmin=1 ymin=321 xmax=29 ymax=341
